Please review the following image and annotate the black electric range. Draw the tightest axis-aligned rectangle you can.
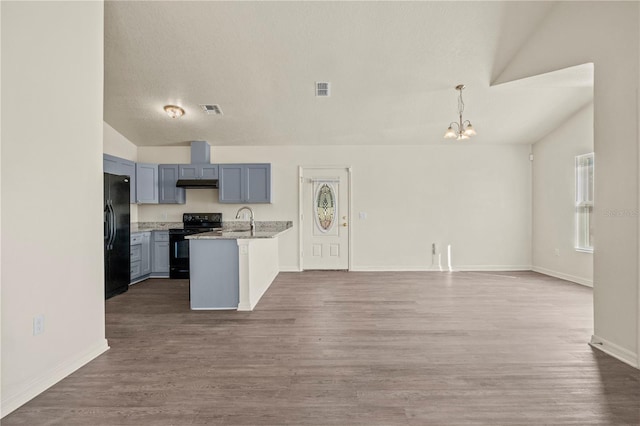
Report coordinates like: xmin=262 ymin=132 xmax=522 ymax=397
xmin=169 ymin=213 xmax=222 ymax=279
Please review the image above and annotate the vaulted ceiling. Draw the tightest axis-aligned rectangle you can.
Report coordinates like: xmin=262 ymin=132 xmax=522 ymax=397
xmin=104 ymin=1 xmax=593 ymax=147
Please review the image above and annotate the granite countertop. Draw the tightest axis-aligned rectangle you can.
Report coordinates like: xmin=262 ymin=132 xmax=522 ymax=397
xmin=131 ymin=222 xmax=183 ymax=233
xmin=186 ymin=221 xmax=293 ymax=240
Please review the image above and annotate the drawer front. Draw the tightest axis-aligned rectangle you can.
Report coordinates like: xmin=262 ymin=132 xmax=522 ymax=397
xmin=131 ymin=244 xmax=142 ymax=262
xmin=130 ymin=260 xmax=142 ymax=279
xmin=154 ymin=231 xmax=170 ymax=242
xmin=131 ymin=233 xmax=143 ymax=244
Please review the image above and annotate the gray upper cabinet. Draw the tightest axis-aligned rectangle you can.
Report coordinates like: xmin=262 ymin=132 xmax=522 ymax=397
xmin=219 ymin=163 xmax=271 ymax=204
xmin=135 ymin=163 xmax=159 ymax=204
xmin=178 ymin=164 xmax=219 ymax=180
xmin=103 ymin=154 xmax=136 ymax=203
xmin=246 ymin=164 xmax=271 ymax=203
xmin=201 ymin=164 xmax=219 ymax=179
xmin=104 ymin=153 xmax=270 ymax=205
xmin=158 ymin=164 xmax=186 ymax=204
xmin=219 ymin=164 xmax=244 ymax=203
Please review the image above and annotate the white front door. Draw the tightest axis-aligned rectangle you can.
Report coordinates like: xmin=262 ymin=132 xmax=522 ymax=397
xmin=301 ymin=167 xmax=350 ymax=270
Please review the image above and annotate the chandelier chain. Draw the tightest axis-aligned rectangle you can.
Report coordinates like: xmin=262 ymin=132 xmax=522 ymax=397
xmin=443 ymin=83 xmax=476 ymax=140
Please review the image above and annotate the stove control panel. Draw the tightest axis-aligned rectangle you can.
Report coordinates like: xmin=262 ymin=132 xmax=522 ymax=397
xmin=183 ymin=212 xmax=222 ymax=225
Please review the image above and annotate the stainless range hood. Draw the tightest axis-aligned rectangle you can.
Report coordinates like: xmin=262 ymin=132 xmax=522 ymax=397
xmin=176 ymin=179 xmax=218 ymax=189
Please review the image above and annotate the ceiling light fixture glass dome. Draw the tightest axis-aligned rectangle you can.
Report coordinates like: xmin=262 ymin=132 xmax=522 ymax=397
xmin=164 ymin=105 xmax=185 ymax=119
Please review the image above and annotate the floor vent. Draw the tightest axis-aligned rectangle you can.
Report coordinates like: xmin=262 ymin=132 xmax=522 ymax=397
xmin=315 ymin=82 xmax=331 ymax=97
xmin=200 ymin=104 xmax=223 ymax=115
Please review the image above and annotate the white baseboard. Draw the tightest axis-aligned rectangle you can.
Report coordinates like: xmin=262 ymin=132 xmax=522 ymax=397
xmin=237 ymin=302 xmax=252 ymax=311
xmin=532 ymin=266 xmax=593 ymax=287
xmin=1 ymin=339 xmax=110 ymax=418
xmin=454 ymin=265 xmax=532 ymax=272
xmin=351 ymin=266 xmax=435 ymax=272
xmin=590 ymin=335 xmax=639 ymax=369
xmin=283 ymin=265 xmax=533 ymax=273
xmin=351 ymin=265 xmax=532 ymax=272
xmin=278 ymin=267 xmax=302 ymax=272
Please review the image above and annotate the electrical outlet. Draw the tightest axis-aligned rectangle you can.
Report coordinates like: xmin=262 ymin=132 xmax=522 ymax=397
xmin=161 ymin=212 xmax=168 ymax=220
xmin=359 ymin=212 xmax=367 ymax=220
xmin=33 ymin=315 xmax=44 ymax=336
xmin=554 ymin=248 xmax=560 ymax=257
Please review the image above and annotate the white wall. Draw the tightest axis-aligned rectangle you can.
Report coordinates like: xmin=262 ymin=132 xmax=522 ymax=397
xmin=496 ymin=2 xmax=639 ymax=366
xmin=532 ymin=103 xmax=594 ymax=286
xmin=104 ymin=121 xmax=137 ymax=161
xmin=138 ymin=144 xmax=532 ymax=272
xmin=1 ymin=1 xmax=108 ymax=416
xmin=103 ymin=121 xmax=138 ymax=222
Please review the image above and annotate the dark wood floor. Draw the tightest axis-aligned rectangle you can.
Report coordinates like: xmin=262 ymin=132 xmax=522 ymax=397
xmin=4 ymin=271 xmax=640 ymax=425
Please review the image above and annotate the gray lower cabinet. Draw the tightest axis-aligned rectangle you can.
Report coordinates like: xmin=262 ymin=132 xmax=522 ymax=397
xmin=189 ymin=239 xmax=239 ymax=309
xmin=219 ymin=163 xmax=271 ymax=203
xmin=151 ymin=231 xmax=170 ymax=276
xmin=130 ymin=231 xmax=151 ymax=283
xmin=141 ymin=232 xmax=151 ymax=275
xmin=158 ymin=164 xmax=186 ymax=204
xmin=104 ymin=153 xmax=136 ymax=204
xmin=135 ymin=163 xmax=159 ymax=204
xmin=179 ymin=164 xmax=219 ymax=179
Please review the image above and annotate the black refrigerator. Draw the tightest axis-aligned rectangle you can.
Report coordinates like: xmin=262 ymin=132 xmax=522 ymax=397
xmin=104 ymin=172 xmax=130 ymax=299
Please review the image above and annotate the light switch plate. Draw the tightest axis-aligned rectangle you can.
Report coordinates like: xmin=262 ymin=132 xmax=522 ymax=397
xmin=33 ymin=315 xmax=44 ymax=336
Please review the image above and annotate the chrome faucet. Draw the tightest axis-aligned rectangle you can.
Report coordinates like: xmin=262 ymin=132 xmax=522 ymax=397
xmin=235 ymin=206 xmax=255 ymax=233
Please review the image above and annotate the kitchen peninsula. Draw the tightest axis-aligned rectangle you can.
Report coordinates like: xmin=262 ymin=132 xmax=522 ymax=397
xmin=186 ymin=221 xmax=292 ymax=311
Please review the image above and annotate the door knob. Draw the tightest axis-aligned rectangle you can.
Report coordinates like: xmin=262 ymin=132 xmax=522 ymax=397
xmin=342 ymin=223 xmax=348 ymax=227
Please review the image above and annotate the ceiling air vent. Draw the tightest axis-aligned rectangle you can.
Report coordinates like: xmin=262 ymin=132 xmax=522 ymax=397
xmin=315 ymin=82 xmax=331 ymax=97
xmin=199 ymin=104 xmax=223 ymax=115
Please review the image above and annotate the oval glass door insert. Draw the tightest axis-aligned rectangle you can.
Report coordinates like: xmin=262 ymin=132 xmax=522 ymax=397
xmin=315 ymin=183 xmax=336 ymax=232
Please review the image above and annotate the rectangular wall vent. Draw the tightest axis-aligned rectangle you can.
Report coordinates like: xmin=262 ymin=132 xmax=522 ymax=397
xmin=315 ymin=82 xmax=331 ymax=97
xmin=199 ymin=104 xmax=223 ymax=115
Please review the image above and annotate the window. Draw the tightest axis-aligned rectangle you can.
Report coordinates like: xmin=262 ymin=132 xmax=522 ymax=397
xmin=575 ymin=153 xmax=594 ymax=252
xmin=315 ymin=183 xmax=336 ymax=232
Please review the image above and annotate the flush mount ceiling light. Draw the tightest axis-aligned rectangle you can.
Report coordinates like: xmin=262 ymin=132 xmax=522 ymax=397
xmin=444 ymin=84 xmax=477 ymax=141
xmin=164 ymin=105 xmax=185 ymax=119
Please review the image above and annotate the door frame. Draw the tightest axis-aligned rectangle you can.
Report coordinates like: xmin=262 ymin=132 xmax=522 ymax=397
xmin=298 ymin=166 xmax=352 ymax=271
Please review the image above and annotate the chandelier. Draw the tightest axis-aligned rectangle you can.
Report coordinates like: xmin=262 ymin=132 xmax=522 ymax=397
xmin=444 ymin=84 xmax=476 ymax=140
